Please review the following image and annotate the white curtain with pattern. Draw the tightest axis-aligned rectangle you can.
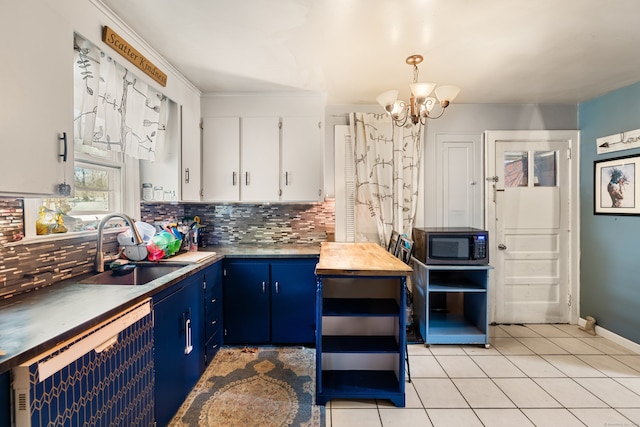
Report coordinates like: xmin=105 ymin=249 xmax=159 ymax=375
xmin=350 ymin=112 xmax=422 ymax=246
xmin=73 ymin=33 xmax=168 ymax=161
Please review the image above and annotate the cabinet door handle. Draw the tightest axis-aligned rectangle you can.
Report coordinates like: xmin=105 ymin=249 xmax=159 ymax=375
xmin=246 ymin=171 xmax=250 ymax=186
xmin=185 ymin=167 xmax=190 ymax=183
xmin=211 ymin=320 xmax=217 ymax=326
xmin=184 ymin=318 xmax=193 ymax=355
xmin=232 ymin=171 xmax=237 ymax=186
xmin=262 ymin=281 xmax=266 ymax=293
xmin=275 ymin=281 xmax=279 ymax=294
xmin=285 ymin=172 xmax=289 ymax=186
xmin=211 ymin=298 xmax=217 ymax=304
xmin=58 ymin=132 xmax=68 ymax=162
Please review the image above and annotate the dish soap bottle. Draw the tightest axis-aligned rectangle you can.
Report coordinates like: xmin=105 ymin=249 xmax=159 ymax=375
xmin=36 ymin=206 xmax=50 ymax=235
xmin=51 ymin=212 xmax=68 ymax=233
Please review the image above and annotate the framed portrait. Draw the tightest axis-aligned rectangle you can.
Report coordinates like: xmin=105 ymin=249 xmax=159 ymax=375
xmin=594 ymin=154 xmax=640 ymax=215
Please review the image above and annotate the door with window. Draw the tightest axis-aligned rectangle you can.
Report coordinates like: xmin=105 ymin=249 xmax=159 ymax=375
xmin=486 ymin=131 xmax=578 ymax=324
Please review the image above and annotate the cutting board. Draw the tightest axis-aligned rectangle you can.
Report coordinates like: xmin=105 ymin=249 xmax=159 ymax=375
xmin=162 ymin=251 xmax=217 ymax=263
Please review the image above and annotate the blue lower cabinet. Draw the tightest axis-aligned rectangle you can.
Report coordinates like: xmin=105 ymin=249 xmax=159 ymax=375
xmin=0 ymin=370 xmax=10 ymax=427
xmin=271 ymin=261 xmax=317 ymax=344
xmin=153 ymin=274 xmax=204 ymax=426
xmin=223 ymin=261 xmax=271 ymax=344
xmin=223 ymin=258 xmax=318 ymax=345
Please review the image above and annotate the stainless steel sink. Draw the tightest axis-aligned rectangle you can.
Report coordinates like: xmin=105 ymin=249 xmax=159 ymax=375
xmin=78 ymin=264 xmax=188 ymax=286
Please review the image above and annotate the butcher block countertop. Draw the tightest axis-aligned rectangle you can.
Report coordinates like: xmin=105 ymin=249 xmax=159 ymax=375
xmin=315 ymin=242 xmax=412 ymax=276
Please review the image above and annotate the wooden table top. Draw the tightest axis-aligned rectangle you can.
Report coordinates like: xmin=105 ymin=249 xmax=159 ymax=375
xmin=315 ymin=242 xmax=412 ymax=276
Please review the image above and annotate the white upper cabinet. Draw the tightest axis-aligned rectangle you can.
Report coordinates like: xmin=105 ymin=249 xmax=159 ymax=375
xmin=281 ymin=117 xmax=322 ymax=202
xmin=180 ymin=100 xmax=203 ymax=202
xmin=201 ymin=115 xmax=322 ymax=202
xmin=202 ymin=117 xmax=240 ymax=201
xmin=140 ymin=101 xmax=202 ymax=202
xmin=241 ymin=117 xmax=280 ymax=202
xmin=0 ymin=0 xmax=74 ymax=196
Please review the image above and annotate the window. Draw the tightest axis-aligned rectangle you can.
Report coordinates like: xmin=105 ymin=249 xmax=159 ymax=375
xmin=504 ymin=151 xmax=529 ymax=187
xmin=34 ymin=152 xmax=125 ymax=234
xmin=533 ymin=151 xmax=558 ymax=187
xmin=21 ymin=32 xmax=170 ymax=238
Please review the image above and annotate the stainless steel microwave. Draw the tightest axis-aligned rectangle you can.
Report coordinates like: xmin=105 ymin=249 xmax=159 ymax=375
xmin=412 ymin=227 xmax=489 ymax=265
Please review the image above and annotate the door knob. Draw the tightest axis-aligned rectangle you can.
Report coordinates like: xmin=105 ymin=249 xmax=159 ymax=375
xmin=498 ymin=244 xmax=507 ymax=250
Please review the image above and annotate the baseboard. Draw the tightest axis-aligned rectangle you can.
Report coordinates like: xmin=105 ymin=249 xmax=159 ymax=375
xmin=578 ymin=317 xmax=640 ymax=354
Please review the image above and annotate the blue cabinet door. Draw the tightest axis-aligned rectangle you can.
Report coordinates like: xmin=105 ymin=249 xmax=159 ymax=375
xmin=271 ymin=259 xmax=317 ymax=344
xmin=223 ymin=261 xmax=270 ymax=344
xmin=154 ymin=275 xmax=203 ymax=426
xmin=0 ymin=370 xmax=9 ymax=427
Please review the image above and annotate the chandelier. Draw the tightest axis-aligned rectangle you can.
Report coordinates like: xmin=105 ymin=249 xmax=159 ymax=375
xmin=376 ymin=54 xmax=460 ymax=126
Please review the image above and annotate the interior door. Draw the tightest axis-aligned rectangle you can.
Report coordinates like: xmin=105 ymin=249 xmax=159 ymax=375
xmin=436 ymin=133 xmax=483 ymax=228
xmin=486 ymin=131 xmax=578 ymax=324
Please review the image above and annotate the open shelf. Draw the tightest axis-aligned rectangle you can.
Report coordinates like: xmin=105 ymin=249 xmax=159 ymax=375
xmin=323 ymin=298 xmax=399 ymax=316
xmin=322 ymin=335 xmax=399 ymax=353
xmin=317 ymin=370 xmax=403 ymax=406
xmin=427 ymin=312 xmax=487 ymax=344
xmin=428 ymin=283 xmax=486 ymax=292
xmin=412 ymin=260 xmax=492 ymax=347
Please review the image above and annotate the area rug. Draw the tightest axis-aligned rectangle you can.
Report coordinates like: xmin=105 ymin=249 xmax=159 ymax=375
xmin=169 ymin=346 xmax=325 ymax=427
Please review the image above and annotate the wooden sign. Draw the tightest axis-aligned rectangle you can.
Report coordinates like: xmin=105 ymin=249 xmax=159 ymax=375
xmin=596 ymin=127 xmax=640 ymax=155
xmin=102 ymin=26 xmax=167 ymax=87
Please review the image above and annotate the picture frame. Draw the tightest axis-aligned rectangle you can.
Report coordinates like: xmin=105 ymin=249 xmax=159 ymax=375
xmin=594 ymin=154 xmax=640 ymax=215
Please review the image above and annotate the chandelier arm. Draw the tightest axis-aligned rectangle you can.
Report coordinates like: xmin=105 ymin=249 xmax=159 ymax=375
xmin=392 ymin=109 xmax=409 ymax=127
xmin=425 ymin=108 xmax=447 ymax=120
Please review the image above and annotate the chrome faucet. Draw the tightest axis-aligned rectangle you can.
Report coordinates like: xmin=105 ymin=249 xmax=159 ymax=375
xmin=95 ymin=213 xmax=143 ymax=272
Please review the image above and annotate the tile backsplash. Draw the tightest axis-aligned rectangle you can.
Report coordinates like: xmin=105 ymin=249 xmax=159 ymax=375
xmin=0 ymin=198 xmax=334 ymax=298
xmin=0 ymin=198 xmax=24 ymax=245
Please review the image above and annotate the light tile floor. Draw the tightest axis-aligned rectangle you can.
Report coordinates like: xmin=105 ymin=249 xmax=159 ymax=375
xmin=326 ymin=324 xmax=640 ymax=427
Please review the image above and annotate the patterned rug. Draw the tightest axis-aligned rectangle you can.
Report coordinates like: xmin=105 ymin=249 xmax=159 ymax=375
xmin=169 ymin=346 xmax=325 ymax=427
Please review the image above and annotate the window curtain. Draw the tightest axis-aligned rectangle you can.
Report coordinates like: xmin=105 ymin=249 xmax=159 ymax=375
xmin=350 ymin=112 xmax=422 ymax=246
xmin=73 ymin=33 xmax=168 ymax=161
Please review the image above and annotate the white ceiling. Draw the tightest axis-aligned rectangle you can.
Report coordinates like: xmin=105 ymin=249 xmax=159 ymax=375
xmin=101 ymin=0 xmax=640 ymax=105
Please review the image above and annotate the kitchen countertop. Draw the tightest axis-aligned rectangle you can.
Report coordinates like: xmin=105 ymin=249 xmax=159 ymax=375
xmin=315 ymin=242 xmax=412 ymax=276
xmin=0 ymin=244 xmax=320 ymax=374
